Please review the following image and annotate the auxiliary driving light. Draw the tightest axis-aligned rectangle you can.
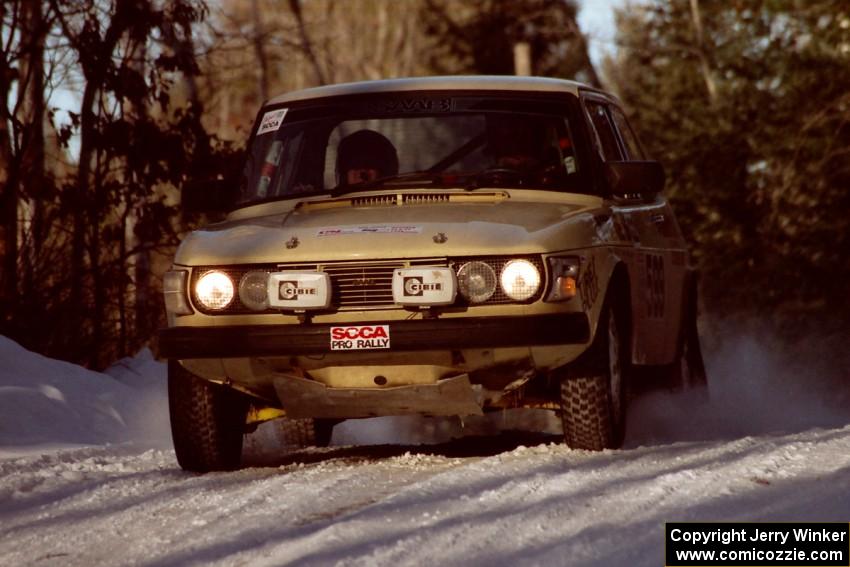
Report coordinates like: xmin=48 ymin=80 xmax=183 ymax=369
xmin=500 ymin=260 xmax=541 ymax=301
xmin=239 ymin=271 xmax=271 ymax=311
xmin=195 ymin=271 xmax=235 ymax=310
xmin=392 ymin=267 xmax=457 ymax=306
xmin=457 ymin=261 xmax=497 ymax=303
xmin=267 ymin=271 xmax=331 ymax=310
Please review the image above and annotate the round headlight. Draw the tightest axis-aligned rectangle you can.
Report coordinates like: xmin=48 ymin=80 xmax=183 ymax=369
xmin=239 ymin=271 xmax=270 ymax=311
xmin=195 ymin=271 xmax=234 ymax=310
xmin=500 ymin=260 xmax=541 ymax=301
xmin=457 ymin=261 xmax=497 ymax=303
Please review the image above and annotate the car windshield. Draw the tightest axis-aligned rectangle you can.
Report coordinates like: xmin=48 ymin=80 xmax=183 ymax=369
xmin=237 ymin=94 xmax=586 ymax=206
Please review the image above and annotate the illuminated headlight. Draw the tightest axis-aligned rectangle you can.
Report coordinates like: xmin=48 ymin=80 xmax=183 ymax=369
xmin=457 ymin=261 xmax=497 ymax=303
xmin=239 ymin=271 xmax=270 ymax=311
xmin=163 ymin=269 xmax=192 ymax=315
xmin=546 ymin=256 xmax=580 ymax=302
xmin=195 ymin=271 xmax=235 ymax=310
xmin=500 ymin=260 xmax=541 ymax=301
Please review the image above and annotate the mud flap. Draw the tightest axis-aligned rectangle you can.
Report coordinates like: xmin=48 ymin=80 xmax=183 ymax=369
xmin=273 ymin=373 xmax=484 ymax=419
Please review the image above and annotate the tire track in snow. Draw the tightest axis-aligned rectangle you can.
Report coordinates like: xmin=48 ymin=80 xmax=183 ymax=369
xmin=0 ymin=445 xmax=463 ymax=567
xmin=1 ymin=426 xmax=849 ymax=567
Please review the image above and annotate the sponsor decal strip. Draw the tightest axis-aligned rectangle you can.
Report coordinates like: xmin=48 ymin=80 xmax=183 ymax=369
xmin=317 ymin=225 xmax=422 ymax=237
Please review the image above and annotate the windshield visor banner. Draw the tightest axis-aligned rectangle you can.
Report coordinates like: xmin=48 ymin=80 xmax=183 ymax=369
xmin=268 ymin=272 xmax=331 ymax=309
xmin=392 ymin=268 xmax=457 ymax=306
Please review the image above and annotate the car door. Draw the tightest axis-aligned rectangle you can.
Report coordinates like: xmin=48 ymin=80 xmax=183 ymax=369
xmin=582 ymin=94 xmax=684 ymax=366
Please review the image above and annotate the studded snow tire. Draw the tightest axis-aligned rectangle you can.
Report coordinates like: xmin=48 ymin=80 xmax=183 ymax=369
xmin=168 ymin=360 xmax=249 ymax=472
xmin=558 ymin=299 xmax=628 ymax=451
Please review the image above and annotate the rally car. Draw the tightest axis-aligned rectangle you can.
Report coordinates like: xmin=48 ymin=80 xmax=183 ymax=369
xmin=159 ymin=76 xmax=707 ymax=472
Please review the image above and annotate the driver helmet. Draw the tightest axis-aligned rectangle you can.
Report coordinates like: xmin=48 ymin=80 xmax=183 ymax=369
xmin=336 ymin=130 xmax=399 ymax=185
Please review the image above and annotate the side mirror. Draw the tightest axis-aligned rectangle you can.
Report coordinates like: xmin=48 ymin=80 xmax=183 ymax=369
xmin=604 ymin=161 xmax=665 ymax=197
xmin=181 ymin=178 xmax=237 ymax=213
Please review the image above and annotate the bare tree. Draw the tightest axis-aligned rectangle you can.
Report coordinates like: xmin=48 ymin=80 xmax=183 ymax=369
xmin=289 ymin=0 xmax=327 ymax=85
xmin=49 ymin=0 xmax=137 ymax=363
xmin=0 ymin=1 xmax=18 ymax=321
xmin=19 ymin=0 xmax=49 ymax=298
xmin=688 ymin=0 xmax=718 ymax=105
xmin=196 ymin=0 xmax=431 ymax=138
xmin=0 ymin=0 xmax=57 ymax=335
xmin=251 ymin=0 xmax=272 ymax=99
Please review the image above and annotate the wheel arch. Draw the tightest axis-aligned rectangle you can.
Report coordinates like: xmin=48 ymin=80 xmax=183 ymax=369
xmin=606 ymin=260 xmax=633 ymax=360
xmin=556 ymin=259 xmax=631 ymax=450
xmin=567 ymin=259 xmax=632 ymax=373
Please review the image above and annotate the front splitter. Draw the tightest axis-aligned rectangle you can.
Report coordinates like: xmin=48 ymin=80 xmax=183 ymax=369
xmin=273 ymin=373 xmax=484 ymax=419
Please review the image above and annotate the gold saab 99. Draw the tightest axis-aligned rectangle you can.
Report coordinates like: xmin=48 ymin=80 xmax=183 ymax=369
xmin=159 ymin=76 xmax=707 ymax=472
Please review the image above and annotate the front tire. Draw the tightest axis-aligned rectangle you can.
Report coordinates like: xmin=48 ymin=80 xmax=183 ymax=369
xmin=168 ymin=360 xmax=249 ymax=472
xmin=558 ymin=300 xmax=628 ymax=450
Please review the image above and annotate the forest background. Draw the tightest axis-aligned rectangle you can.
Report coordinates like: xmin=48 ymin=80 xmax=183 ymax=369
xmin=1 ymin=0 xmax=847 ymax=369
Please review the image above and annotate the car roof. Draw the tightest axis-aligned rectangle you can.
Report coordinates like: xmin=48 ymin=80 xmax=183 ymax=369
xmin=265 ymin=76 xmax=605 ymax=107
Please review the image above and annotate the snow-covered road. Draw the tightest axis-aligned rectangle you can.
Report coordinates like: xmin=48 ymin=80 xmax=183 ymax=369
xmin=2 ymin=426 xmax=850 ymax=567
xmin=1 ymin=329 xmax=849 ymax=566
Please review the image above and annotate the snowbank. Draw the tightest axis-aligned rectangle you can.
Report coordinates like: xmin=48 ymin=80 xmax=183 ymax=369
xmin=0 ymin=337 xmax=168 ymax=455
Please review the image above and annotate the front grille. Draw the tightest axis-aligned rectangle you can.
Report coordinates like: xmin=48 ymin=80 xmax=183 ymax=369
xmin=316 ymin=258 xmax=445 ymax=310
xmin=189 ymin=255 xmax=544 ymax=314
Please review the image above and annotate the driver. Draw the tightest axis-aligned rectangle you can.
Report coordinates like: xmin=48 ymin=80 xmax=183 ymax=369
xmin=336 ymin=130 xmax=399 ymax=186
xmin=484 ymin=115 xmax=549 ymax=171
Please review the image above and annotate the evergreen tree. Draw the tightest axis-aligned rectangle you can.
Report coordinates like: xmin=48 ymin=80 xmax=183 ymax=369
xmin=607 ymin=0 xmax=850 ymax=330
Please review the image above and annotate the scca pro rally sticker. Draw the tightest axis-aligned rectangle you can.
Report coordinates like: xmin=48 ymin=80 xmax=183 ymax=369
xmin=330 ymin=325 xmax=391 ymax=351
xmin=257 ymin=108 xmax=288 ymax=135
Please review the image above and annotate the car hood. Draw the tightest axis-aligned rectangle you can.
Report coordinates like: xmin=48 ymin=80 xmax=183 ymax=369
xmin=174 ymin=190 xmax=604 ymax=265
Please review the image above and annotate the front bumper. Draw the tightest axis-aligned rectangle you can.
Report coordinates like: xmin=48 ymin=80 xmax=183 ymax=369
xmin=158 ymin=313 xmax=589 ymax=359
